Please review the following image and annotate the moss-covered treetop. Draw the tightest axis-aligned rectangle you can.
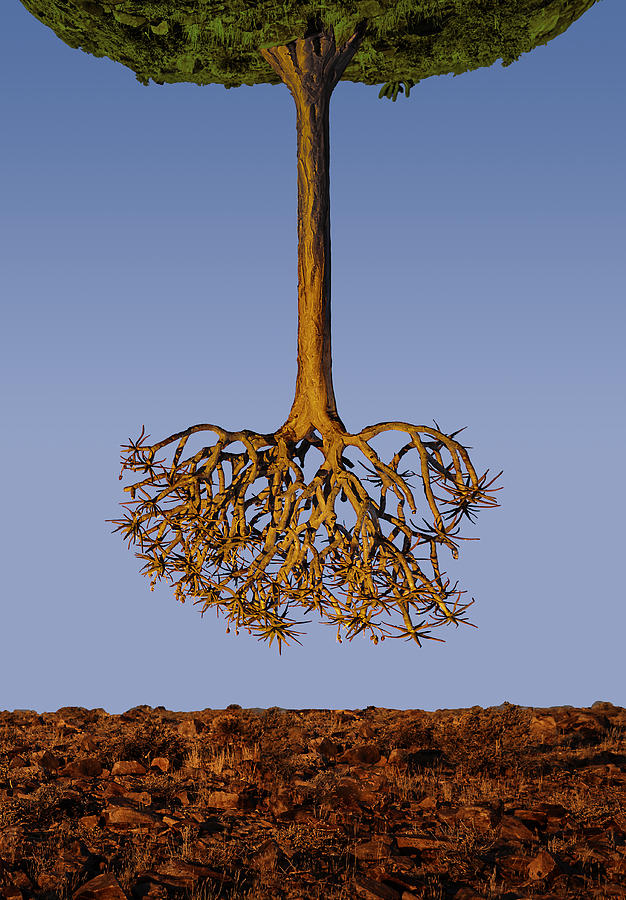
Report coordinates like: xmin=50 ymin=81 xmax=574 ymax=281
xmin=21 ymin=0 xmax=598 ymax=93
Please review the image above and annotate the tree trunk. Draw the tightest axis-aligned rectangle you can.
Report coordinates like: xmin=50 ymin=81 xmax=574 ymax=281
xmin=261 ymin=23 xmax=366 ymax=446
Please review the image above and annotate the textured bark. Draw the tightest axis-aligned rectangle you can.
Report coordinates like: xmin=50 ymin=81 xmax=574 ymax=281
xmin=261 ymin=24 xmax=366 ymax=446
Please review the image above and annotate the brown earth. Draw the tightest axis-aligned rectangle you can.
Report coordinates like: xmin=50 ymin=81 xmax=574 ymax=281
xmin=0 ymin=701 xmax=624 ymax=900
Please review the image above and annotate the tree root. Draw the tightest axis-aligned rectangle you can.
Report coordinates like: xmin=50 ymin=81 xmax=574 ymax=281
xmin=107 ymin=420 xmax=502 ymax=654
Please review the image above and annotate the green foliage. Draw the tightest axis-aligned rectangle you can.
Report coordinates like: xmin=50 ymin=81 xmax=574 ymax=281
xmin=20 ymin=0 xmax=599 ymax=94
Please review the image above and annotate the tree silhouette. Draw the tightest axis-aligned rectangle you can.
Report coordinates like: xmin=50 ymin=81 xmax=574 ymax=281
xmin=22 ymin=0 xmax=598 ymax=653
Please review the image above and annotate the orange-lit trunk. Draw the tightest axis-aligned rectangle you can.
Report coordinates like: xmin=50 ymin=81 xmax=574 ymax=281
xmin=261 ymin=24 xmax=366 ymax=446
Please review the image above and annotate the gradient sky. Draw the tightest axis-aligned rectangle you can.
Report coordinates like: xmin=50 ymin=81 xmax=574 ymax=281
xmin=2 ymin=1 xmax=624 ymax=716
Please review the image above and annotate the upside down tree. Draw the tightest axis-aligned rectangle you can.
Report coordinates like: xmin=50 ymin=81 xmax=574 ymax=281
xmin=22 ymin=0 xmax=598 ymax=653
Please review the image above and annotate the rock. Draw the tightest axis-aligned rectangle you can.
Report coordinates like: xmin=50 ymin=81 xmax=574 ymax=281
xmin=112 ymin=11 xmax=147 ymax=27
xmin=0 ymin=702 xmax=624 ymax=898
xmin=529 ymin=713 xmax=558 ymax=743
xmin=59 ymin=757 xmax=103 ymax=778
xmin=3 ymin=887 xmax=23 ymax=900
xmin=527 ymin=849 xmax=558 ymax=879
xmin=496 ymin=814 xmax=536 ymax=842
xmin=101 ymin=805 xmax=161 ymax=828
xmin=72 ymin=872 xmax=128 ymax=899
xmin=455 ymin=802 xmax=503 ymax=834
xmin=111 ymin=760 xmax=147 ymax=776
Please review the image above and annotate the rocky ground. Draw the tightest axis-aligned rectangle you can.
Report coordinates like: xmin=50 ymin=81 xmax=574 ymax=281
xmin=0 ymin=701 xmax=624 ymax=900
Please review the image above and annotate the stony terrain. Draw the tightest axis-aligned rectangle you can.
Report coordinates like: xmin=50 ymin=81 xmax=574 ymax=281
xmin=0 ymin=701 xmax=624 ymax=900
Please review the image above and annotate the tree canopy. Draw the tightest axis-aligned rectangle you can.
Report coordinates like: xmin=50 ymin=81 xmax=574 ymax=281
xmin=21 ymin=0 xmax=598 ymax=94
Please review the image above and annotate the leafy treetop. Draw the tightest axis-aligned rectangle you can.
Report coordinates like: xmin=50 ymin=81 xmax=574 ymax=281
xmin=21 ymin=0 xmax=598 ymax=94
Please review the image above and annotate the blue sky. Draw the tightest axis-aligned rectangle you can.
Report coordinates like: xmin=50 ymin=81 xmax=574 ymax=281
xmin=2 ymin=1 xmax=624 ymax=715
